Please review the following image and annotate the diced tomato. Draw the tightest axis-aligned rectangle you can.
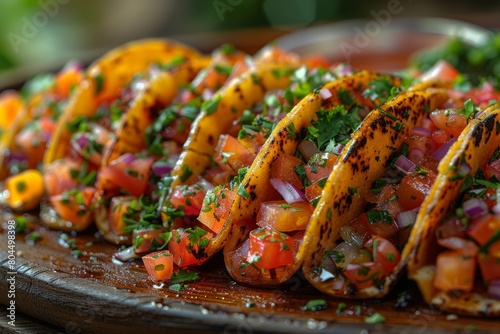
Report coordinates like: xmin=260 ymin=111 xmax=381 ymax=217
xmin=71 ymin=124 xmax=112 ymax=165
xmin=256 ymin=200 xmax=314 ymax=232
xmin=417 ymin=155 xmax=439 ymax=172
xmin=304 ymin=153 xmax=337 ymax=184
xmin=349 ymin=211 xmax=399 ymax=241
xmin=271 ymin=155 xmax=304 ymax=190
xmin=421 ymin=118 xmax=436 ymax=132
xmin=168 ymin=228 xmax=213 ymax=267
xmin=468 ymin=82 xmax=500 ymax=108
xmin=55 ymin=64 xmax=83 ymax=98
xmin=142 ymin=250 xmax=174 ymax=282
xmin=408 ymin=134 xmax=436 ymax=156
xmin=437 ymin=237 xmax=479 ymax=256
xmin=434 ymin=250 xmax=475 ymax=292
xmin=484 ymin=188 xmax=499 ymax=210
xmin=199 ymin=66 xmax=229 ymax=91
xmin=99 ymin=154 xmax=154 ymax=197
xmin=343 ymin=262 xmax=385 ymax=290
xmin=396 ymin=169 xmax=437 ymax=211
xmin=160 ymin=117 xmax=191 ymax=145
xmin=5 ymin=169 xmax=45 ymax=211
xmin=364 ymin=236 xmax=401 ymax=275
xmin=203 ymin=164 xmax=235 ymax=186
xmin=197 ymin=187 xmax=236 ymax=234
xmin=419 ymin=60 xmax=460 ymax=82
xmin=0 ymin=91 xmax=23 ymax=129
xmin=238 ymin=131 xmax=266 ymax=155
xmin=303 ymin=55 xmax=331 ymax=69
xmin=44 ymin=158 xmax=81 ymax=196
xmin=247 ymin=228 xmax=294 ymax=269
xmin=50 ymin=187 xmax=95 ymax=224
xmin=478 ymin=254 xmax=500 ymax=281
xmin=467 ymin=214 xmax=500 ymax=257
xmin=431 ymin=128 xmax=452 ymax=149
xmin=108 ymin=196 xmax=139 ymax=236
xmin=15 ymin=117 xmax=56 ymax=168
xmin=435 ymin=217 xmax=467 ymax=239
xmin=255 ymin=45 xmax=300 ymax=65
xmin=485 ymin=158 xmax=500 ymax=181
xmin=214 ymin=135 xmax=255 ymax=172
xmin=304 ymin=181 xmax=325 ymax=202
xmin=429 ymin=109 xmax=467 ymax=139
xmin=133 ymin=225 xmax=168 ymax=253
xmin=365 ymin=185 xmax=397 ymax=204
xmin=170 ymin=184 xmax=206 ymax=216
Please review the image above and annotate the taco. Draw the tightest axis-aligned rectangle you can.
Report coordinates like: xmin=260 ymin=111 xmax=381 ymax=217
xmin=299 ymin=62 xmax=500 ymax=299
xmin=93 ymin=45 xmax=248 ymax=244
xmin=407 ymin=103 xmax=500 ymax=317
xmin=39 ymin=39 xmax=203 ymax=232
xmin=111 ymin=47 xmax=306 ymax=269
xmin=0 ymin=63 xmax=84 ymax=211
xmin=221 ymin=70 xmax=412 ymax=285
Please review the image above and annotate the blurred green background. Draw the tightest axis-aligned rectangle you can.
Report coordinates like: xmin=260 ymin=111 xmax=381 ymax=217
xmin=0 ymin=0 xmax=499 ymax=83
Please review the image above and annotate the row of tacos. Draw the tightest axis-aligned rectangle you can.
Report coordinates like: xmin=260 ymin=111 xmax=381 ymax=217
xmin=1 ymin=39 xmax=499 ymax=317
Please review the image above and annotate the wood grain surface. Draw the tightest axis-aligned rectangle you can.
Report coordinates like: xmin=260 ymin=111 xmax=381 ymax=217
xmin=0 ymin=212 xmax=498 ymax=334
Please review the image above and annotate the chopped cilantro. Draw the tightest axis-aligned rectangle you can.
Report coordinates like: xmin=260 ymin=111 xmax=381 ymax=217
xmin=303 ymin=299 xmax=328 ymax=311
xmin=202 ymin=94 xmax=221 ymax=115
xmin=457 ymin=98 xmax=477 ymax=121
xmin=366 ymin=209 xmax=393 ymax=225
xmin=364 ymin=312 xmax=386 ymax=324
xmin=180 ymin=164 xmax=193 ymax=182
xmin=94 ymin=73 xmax=105 ymax=94
xmin=237 ymin=184 xmax=249 ymax=200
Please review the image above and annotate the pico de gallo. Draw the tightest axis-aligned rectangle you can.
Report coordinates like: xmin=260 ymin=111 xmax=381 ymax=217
xmin=1 ymin=62 xmax=83 ymax=211
xmin=433 ymin=148 xmax=500 ymax=299
xmin=40 ymin=52 xmax=211 ymax=232
xmin=149 ymin=59 xmax=337 ymax=273
xmin=97 ymin=45 xmax=246 ymax=249
xmin=316 ymin=61 xmax=500 ymax=295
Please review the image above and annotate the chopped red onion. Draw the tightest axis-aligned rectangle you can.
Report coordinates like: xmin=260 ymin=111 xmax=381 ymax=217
xmin=75 ymin=134 xmax=89 ymax=149
xmin=408 ymin=148 xmax=424 ymax=165
xmin=5 ymin=150 xmax=27 ymax=164
xmin=463 ymin=198 xmax=488 ymax=219
xmin=346 ymin=264 xmax=359 ymax=271
xmin=421 ymin=118 xmax=434 ymax=131
xmin=202 ymin=88 xmax=214 ymax=101
xmin=357 ymin=107 xmax=371 ymax=119
xmin=335 ymin=63 xmax=353 ymax=77
xmin=397 ymin=209 xmax=418 ymax=228
xmin=113 ymin=246 xmax=139 ymax=262
xmin=63 ymin=60 xmax=83 ymax=72
xmin=197 ymin=177 xmax=215 ymax=192
xmin=319 ymin=88 xmax=332 ymax=100
xmin=431 ymin=138 xmax=456 ymax=160
xmin=458 ymin=161 xmax=471 ymax=176
xmin=269 ymin=178 xmax=306 ymax=203
xmin=493 ymin=189 xmax=500 ymax=214
xmin=298 ymin=140 xmax=319 ymax=161
xmin=331 ymin=143 xmax=344 ymax=156
xmin=394 ymin=155 xmax=416 ymax=174
xmin=41 ymin=130 xmax=52 ymax=142
xmin=119 ymin=153 xmax=136 ymax=165
xmin=488 ymin=280 xmax=500 ymax=300
xmin=151 ymin=161 xmax=173 ymax=176
xmin=331 ymin=275 xmax=345 ymax=290
xmin=411 ymin=126 xmax=431 ymax=137
xmin=475 ymin=109 xmax=485 ymax=118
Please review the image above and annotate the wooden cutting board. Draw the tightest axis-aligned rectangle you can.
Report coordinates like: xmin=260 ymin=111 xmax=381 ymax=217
xmin=0 ymin=212 xmax=497 ymax=334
